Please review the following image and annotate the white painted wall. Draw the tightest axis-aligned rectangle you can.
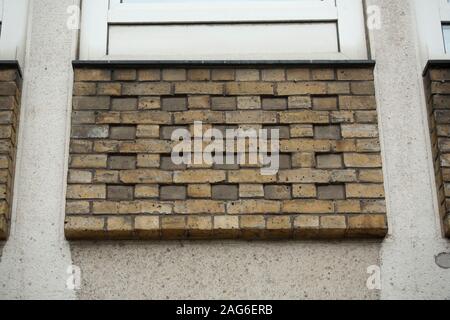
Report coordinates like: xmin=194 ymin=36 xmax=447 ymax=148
xmin=0 ymin=0 xmax=448 ymax=300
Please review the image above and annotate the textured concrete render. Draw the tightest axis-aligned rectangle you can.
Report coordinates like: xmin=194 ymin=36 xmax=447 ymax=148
xmin=72 ymin=241 xmax=381 ymax=300
xmin=368 ymin=0 xmax=450 ymax=299
xmin=0 ymin=0 xmax=77 ymax=299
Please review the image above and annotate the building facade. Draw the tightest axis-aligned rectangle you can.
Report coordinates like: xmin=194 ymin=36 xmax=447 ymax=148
xmin=0 ymin=0 xmax=449 ymax=299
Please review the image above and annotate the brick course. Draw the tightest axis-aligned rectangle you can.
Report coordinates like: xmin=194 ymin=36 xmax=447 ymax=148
xmin=425 ymin=65 xmax=450 ymax=237
xmin=65 ymin=65 xmax=387 ymax=240
xmin=0 ymin=66 xmax=22 ymax=239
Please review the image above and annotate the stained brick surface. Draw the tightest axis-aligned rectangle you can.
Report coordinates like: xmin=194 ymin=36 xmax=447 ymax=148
xmin=425 ymin=66 xmax=450 ymax=237
xmin=0 ymin=66 xmax=22 ymax=239
xmin=65 ymin=65 xmax=387 ymax=240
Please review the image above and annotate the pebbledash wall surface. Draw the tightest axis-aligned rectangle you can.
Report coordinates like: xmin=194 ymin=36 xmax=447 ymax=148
xmin=0 ymin=0 xmax=449 ymax=300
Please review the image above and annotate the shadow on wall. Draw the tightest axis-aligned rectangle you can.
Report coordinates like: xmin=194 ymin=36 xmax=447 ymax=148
xmin=70 ymin=240 xmax=381 ymax=300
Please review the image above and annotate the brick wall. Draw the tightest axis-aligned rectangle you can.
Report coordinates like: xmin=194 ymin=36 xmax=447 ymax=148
xmin=425 ymin=65 xmax=450 ymax=237
xmin=65 ymin=64 xmax=387 ymax=240
xmin=0 ymin=65 xmax=22 ymax=239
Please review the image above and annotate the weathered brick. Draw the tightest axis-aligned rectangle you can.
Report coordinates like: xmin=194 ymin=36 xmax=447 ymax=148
xmin=262 ymin=69 xmax=285 ymax=81
xmin=136 ymin=125 xmax=159 ymax=138
xmin=262 ymin=98 xmax=287 ymax=110
xmin=162 ymin=69 xmax=186 ymax=81
xmin=109 ymin=126 xmax=136 ymax=140
xmin=111 ymin=98 xmax=137 ymax=111
xmin=277 ymin=82 xmax=327 ymax=96
xmin=187 ymin=184 xmax=211 ymax=198
xmin=314 ymin=125 xmax=341 ymax=140
xmin=351 ymin=82 xmax=375 ymax=95
xmin=135 ymin=216 xmax=160 ymax=238
xmin=235 ymin=69 xmax=260 ymax=81
xmin=225 ymin=82 xmax=274 ymax=95
xmin=107 ymin=185 xmax=134 ymax=201
xmin=292 ymin=184 xmax=317 ymax=198
xmin=264 ymin=185 xmax=291 ymax=200
xmin=226 ymin=111 xmax=277 ymax=124
xmin=108 ymin=155 xmax=136 ymax=170
xmin=137 ymin=154 xmax=160 ymax=168
xmin=72 ymin=111 xmax=96 ymax=124
xmin=282 ymin=200 xmax=334 ymax=213
xmin=211 ymin=69 xmax=235 ymax=81
xmin=316 ymin=154 xmax=343 ymax=169
xmin=92 ymin=201 xmax=119 ymax=214
xmin=348 ymin=215 xmax=387 ymax=236
xmin=278 ymin=169 xmax=330 ymax=183
xmin=122 ymin=83 xmax=171 ymax=95
xmin=335 ymin=200 xmax=361 ymax=213
xmin=113 ymin=69 xmax=136 ymax=81
xmin=188 ymin=69 xmax=211 ymax=81
xmin=174 ymin=110 xmax=224 ymax=124
xmin=337 ymin=68 xmax=373 ymax=81
xmin=73 ymin=96 xmax=110 ymax=110
xmin=67 ymin=184 xmax=106 ymax=199
xmin=286 ymin=68 xmax=310 ymax=81
xmin=188 ymin=96 xmax=210 ymax=109
xmin=293 ymin=215 xmax=319 ymax=238
xmin=175 ymin=82 xmax=223 ymax=95
xmin=211 ymin=185 xmax=238 ymax=200
xmin=120 ymin=170 xmax=172 ymax=184
xmin=359 ymin=169 xmax=384 ymax=183
xmin=213 ymin=216 xmax=239 ymax=238
xmin=161 ymin=97 xmax=187 ymax=111
xmin=68 ymin=170 xmax=92 ymax=184
xmin=160 ymin=186 xmax=187 ymax=200
xmin=121 ymin=111 xmax=172 ymax=124
xmin=138 ymin=69 xmax=161 ymax=81
xmin=239 ymin=184 xmax=264 ymax=198
xmin=227 ymin=200 xmax=280 ymax=214
xmin=138 ymin=97 xmax=161 ymax=110
xmin=312 ymin=68 xmax=335 ymax=80
xmin=279 ymin=111 xmax=329 ymax=124
xmin=339 ymin=96 xmax=377 ymax=110
xmin=74 ymin=69 xmax=111 ymax=82
xmin=107 ymin=216 xmax=133 ymax=237
xmin=317 ymin=185 xmax=345 ymax=200
xmin=288 ymin=96 xmax=312 ymax=109
xmin=344 ymin=153 xmax=382 ymax=168
xmin=93 ymin=170 xmax=119 ymax=184
xmin=97 ymin=83 xmax=121 ymax=96
xmin=74 ymin=82 xmax=96 ymax=96
xmin=320 ymin=215 xmax=347 ymax=237
xmin=237 ymin=96 xmax=261 ymax=110
xmin=135 ymin=184 xmax=159 ymax=199
xmin=228 ymin=169 xmax=277 ymax=183
xmin=313 ymin=97 xmax=338 ymax=111
xmin=70 ymin=155 xmax=107 ymax=168
xmin=291 ymin=152 xmax=315 ymax=168
xmin=174 ymin=170 xmax=225 ymax=183
xmin=65 ymin=216 xmax=105 ymax=239
xmin=280 ymin=139 xmax=331 ymax=152
xmin=211 ymin=97 xmax=236 ymax=111
xmin=187 ymin=216 xmax=213 ymax=238
xmin=174 ymin=200 xmax=225 ymax=214
xmin=346 ymin=183 xmax=385 ymax=198
xmin=66 ymin=201 xmax=90 ymax=214
xmin=161 ymin=216 xmax=186 ymax=238
xmin=341 ymin=124 xmax=378 ymax=138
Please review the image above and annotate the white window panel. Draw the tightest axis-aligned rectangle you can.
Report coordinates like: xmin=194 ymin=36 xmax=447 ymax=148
xmin=80 ymin=0 xmax=368 ymax=60
xmin=0 ymin=0 xmax=29 ymax=67
xmin=415 ymin=0 xmax=450 ymax=65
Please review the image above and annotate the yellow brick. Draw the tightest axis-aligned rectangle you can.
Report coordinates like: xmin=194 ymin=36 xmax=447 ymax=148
xmin=225 ymin=82 xmax=274 ymax=95
xmin=106 ymin=216 xmax=133 ymax=237
xmin=66 ymin=201 xmax=90 ymax=214
xmin=66 ymin=184 xmax=106 ymax=199
xmin=343 ymin=153 xmax=382 ymax=168
xmin=282 ymin=200 xmax=334 ymax=214
xmin=239 ymin=184 xmax=264 ymax=198
xmin=161 ymin=216 xmax=186 ymax=239
xmin=279 ymin=111 xmax=329 ymax=124
xmin=135 ymin=216 xmax=160 ymax=238
xmin=70 ymin=155 xmax=107 ymax=168
xmin=175 ymin=82 xmax=223 ymax=95
xmin=335 ymin=200 xmax=361 ymax=213
xmin=135 ymin=185 xmax=159 ymax=198
xmin=292 ymin=184 xmax=317 ymax=198
xmin=278 ymin=169 xmax=331 ymax=183
xmin=359 ymin=169 xmax=384 ymax=183
xmin=174 ymin=200 xmax=225 ymax=214
xmin=137 ymin=154 xmax=160 ymax=168
xmin=277 ymin=82 xmax=327 ymax=95
xmin=121 ymin=111 xmax=172 ymax=124
xmin=346 ymin=184 xmax=385 ymax=199
xmin=187 ymin=216 xmax=213 ymax=238
xmin=320 ymin=216 xmax=347 ymax=236
xmin=224 ymin=111 xmax=277 ymax=124
xmin=92 ymin=201 xmax=120 ymax=214
xmin=93 ymin=170 xmax=119 ymax=183
xmin=120 ymin=170 xmax=172 ymax=184
xmin=280 ymin=139 xmax=331 ymax=152
xmin=173 ymin=110 xmax=224 ymax=124
xmin=228 ymin=169 xmax=277 ymax=183
xmin=65 ymin=216 xmax=105 ymax=239
xmin=136 ymin=125 xmax=160 ymax=138
xmin=187 ymin=184 xmax=211 ymax=198
xmin=347 ymin=215 xmax=387 ymax=236
xmin=227 ymin=200 xmax=280 ymax=214
xmin=240 ymin=215 xmax=266 ymax=229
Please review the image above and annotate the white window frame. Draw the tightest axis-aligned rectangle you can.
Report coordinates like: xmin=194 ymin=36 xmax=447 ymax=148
xmin=80 ymin=0 xmax=368 ymax=61
xmin=0 ymin=0 xmax=29 ymax=67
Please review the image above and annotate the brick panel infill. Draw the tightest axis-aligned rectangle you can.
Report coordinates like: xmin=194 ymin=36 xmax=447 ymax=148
xmin=425 ymin=64 xmax=450 ymax=238
xmin=0 ymin=64 xmax=22 ymax=240
xmin=65 ymin=64 xmax=387 ymax=240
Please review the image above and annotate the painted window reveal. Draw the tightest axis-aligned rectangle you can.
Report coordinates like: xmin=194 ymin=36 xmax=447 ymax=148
xmin=79 ymin=0 xmax=368 ymax=60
